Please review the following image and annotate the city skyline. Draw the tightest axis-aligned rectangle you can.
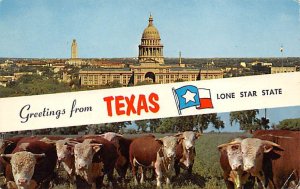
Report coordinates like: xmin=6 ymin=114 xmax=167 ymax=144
xmin=0 ymin=0 xmax=299 ymax=58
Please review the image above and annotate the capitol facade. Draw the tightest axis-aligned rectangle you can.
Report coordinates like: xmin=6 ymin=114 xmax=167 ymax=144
xmin=79 ymin=15 xmax=223 ymax=86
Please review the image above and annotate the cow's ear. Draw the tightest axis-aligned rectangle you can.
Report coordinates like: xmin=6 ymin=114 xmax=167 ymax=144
xmin=263 ymin=144 xmax=273 ymax=153
xmin=217 ymin=143 xmax=227 ymax=151
xmin=195 ymin=133 xmax=202 ymax=139
xmin=155 ymin=139 xmax=163 ymax=145
xmin=0 ymin=154 xmax=12 ymax=165
xmin=262 ymin=140 xmax=280 ymax=153
xmin=4 ymin=140 xmax=14 ymax=146
xmin=92 ymin=144 xmax=102 ymax=153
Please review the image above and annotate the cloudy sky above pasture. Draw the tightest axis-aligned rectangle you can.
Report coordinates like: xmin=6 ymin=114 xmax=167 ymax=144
xmin=0 ymin=0 xmax=299 ymax=58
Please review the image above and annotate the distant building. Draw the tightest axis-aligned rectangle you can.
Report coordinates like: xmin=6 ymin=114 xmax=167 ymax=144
xmin=0 ymin=76 xmax=14 ymax=87
xmin=271 ymin=66 xmax=297 ymax=74
xmin=13 ymin=72 xmax=33 ymax=80
xmin=240 ymin=62 xmax=246 ymax=68
xmin=66 ymin=39 xmax=86 ymax=66
xmin=71 ymin=39 xmax=78 ymax=59
xmin=79 ymin=15 xmax=223 ymax=86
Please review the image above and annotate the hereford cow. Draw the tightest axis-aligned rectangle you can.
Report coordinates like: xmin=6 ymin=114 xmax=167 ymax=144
xmin=1 ymin=138 xmax=57 ymax=189
xmin=174 ymin=131 xmax=200 ymax=176
xmin=129 ymin=135 xmax=178 ymax=188
xmin=252 ymin=130 xmax=300 ymax=188
xmin=99 ymin=132 xmax=134 ymax=181
xmin=218 ymin=138 xmax=254 ymax=189
xmin=0 ymin=137 xmax=23 ymax=177
xmin=73 ymin=137 xmax=118 ymax=189
xmin=240 ymin=137 xmax=282 ymax=188
xmin=55 ymin=138 xmax=77 ymax=187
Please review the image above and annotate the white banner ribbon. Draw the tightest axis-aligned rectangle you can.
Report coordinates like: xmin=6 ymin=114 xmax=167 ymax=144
xmin=0 ymin=72 xmax=299 ymax=132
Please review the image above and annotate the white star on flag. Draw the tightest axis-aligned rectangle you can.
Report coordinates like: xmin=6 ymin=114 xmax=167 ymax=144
xmin=182 ymin=90 xmax=196 ymax=103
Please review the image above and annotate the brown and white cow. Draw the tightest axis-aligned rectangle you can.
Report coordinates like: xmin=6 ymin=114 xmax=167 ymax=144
xmin=218 ymin=138 xmax=254 ymax=189
xmin=2 ymin=138 xmax=57 ymax=189
xmin=240 ymin=137 xmax=281 ymax=188
xmin=55 ymin=138 xmax=76 ymax=187
xmin=99 ymin=132 xmax=134 ymax=181
xmin=73 ymin=137 xmax=118 ymax=189
xmin=252 ymin=130 xmax=300 ymax=189
xmin=0 ymin=137 xmax=23 ymax=178
xmin=174 ymin=131 xmax=201 ymax=176
xmin=129 ymin=135 xmax=178 ymax=188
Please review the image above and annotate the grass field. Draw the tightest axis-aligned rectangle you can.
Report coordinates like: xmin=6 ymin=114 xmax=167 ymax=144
xmin=1 ymin=132 xmax=251 ymax=189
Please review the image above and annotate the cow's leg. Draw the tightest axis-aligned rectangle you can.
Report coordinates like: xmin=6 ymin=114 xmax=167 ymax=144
xmin=131 ymin=160 xmax=139 ymax=185
xmin=95 ymin=176 xmax=104 ymax=189
xmin=187 ymin=163 xmax=193 ymax=175
xmin=70 ymin=175 xmax=77 ymax=189
xmin=154 ymin=162 xmax=162 ymax=188
xmin=166 ymin=176 xmax=171 ymax=186
xmin=106 ymin=167 xmax=116 ymax=188
xmin=140 ymin=167 xmax=145 ymax=184
xmin=174 ymin=160 xmax=180 ymax=177
xmin=6 ymin=181 xmax=17 ymax=189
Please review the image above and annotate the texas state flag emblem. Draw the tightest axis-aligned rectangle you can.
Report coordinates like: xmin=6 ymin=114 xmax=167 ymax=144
xmin=172 ymin=85 xmax=213 ymax=115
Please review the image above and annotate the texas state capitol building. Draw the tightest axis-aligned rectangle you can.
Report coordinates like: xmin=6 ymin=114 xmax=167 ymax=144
xmin=79 ymin=15 xmax=223 ymax=86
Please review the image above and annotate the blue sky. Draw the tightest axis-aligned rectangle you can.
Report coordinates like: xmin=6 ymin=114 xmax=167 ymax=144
xmin=0 ymin=0 xmax=299 ymax=58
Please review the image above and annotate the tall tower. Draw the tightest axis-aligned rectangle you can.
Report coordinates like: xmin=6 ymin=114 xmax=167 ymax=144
xmin=138 ymin=14 xmax=164 ymax=64
xmin=71 ymin=39 xmax=78 ymax=59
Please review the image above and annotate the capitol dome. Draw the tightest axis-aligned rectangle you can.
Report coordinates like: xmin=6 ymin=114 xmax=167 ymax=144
xmin=142 ymin=15 xmax=160 ymax=39
xmin=138 ymin=14 xmax=164 ymax=64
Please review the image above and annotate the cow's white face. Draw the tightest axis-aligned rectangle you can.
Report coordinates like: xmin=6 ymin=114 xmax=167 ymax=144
xmin=10 ymin=151 xmax=36 ymax=189
xmin=226 ymin=143 xmax=243 ymax=171
xmin=241 ymin=138 xmax=276 ymax=175
xmin=181 ymin=131 xmax=199 ymax=151
xmin=74 ymin=140 xmax=101 ymax=173
xmin=218 ymin=138 xmax=243 ymax=171
xmin=158 ymin=136 xmax=178 ymax=159
xmin=56 ymin=140 xmax=72 ymax=162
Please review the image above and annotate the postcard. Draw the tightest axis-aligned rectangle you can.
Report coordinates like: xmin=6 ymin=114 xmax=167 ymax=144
xmin=0 ymin=1 xmax=299 ymax=189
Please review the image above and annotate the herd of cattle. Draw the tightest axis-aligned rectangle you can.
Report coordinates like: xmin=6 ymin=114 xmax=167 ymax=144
xmin=0 ymin=130 xmax=299 ymax=189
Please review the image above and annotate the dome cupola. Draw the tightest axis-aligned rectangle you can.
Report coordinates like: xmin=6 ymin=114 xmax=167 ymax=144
xmin=142 ymin=14 xmax=161 ymax=39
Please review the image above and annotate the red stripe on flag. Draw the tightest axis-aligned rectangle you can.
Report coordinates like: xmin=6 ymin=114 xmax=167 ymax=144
xmin=197 ymin=98 xmax=213 ymax=109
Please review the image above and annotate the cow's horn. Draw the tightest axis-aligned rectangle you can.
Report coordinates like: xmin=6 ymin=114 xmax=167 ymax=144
xmin=217 ymin=140 xmax=240 ymax=150
xmin=33 ymin=153 xmax=46 ymax=158
xmin=90 ymin=143 xmax=103 ymax=147
xmin=67 ymin=141 xmax=79 ymax=146
xmin=217 ymin=143 xmax=228 ymax=149
xmin=174 ymin=132 xmax=183 ymax=137
xmin=1 ymin=154 xmax=13 ymax=158
xmin=3 ymin=140 xmax=14 ymax=144
xmin=263 ymin=140 xmax=281 ymax=148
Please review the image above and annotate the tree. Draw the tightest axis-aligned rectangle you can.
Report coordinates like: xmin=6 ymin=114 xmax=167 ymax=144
xmin=135 ymin=120 xmax=149 ymax=132
xmin=157 ymin=118 xmax=176 ymax=133
xmin=195 ymin=114 xmax=224 ymax=133
xmin=106 ymin=80 xmax=122 ymax=88
xmin=149 ymin=118 xmax=160 ymax=133
xmin=277 ymin=118 xmax=300 ymax=131
xmin=230 ymin=110 xmax=260 ymax=132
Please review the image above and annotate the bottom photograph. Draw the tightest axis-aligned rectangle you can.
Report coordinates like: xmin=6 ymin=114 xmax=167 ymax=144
xmin=0 ymin=110 xmax=299 ymax=189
